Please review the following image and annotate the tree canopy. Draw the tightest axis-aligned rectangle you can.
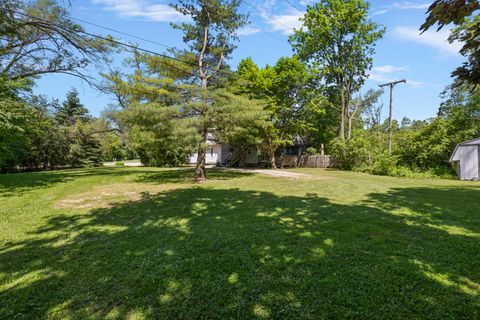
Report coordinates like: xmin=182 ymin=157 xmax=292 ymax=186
xmin=0 ymin=0 xmax=113 ymax=84
xmin=290 ymin=0 xmax=385 ymax=141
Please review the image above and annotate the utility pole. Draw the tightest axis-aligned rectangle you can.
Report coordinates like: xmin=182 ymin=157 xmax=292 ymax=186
xmin=379 ymin=79 xmax=406 ymax=155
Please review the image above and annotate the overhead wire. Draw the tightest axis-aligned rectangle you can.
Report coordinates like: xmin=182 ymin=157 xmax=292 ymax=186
xmin=239 ymin=0 xmax=297 ymax=34
xmin=7 ymin=8 xmax=236 ymax=79
xmin=6 ymin=4 xmax=308 ymax=94
xmin=280 ymin=0 xmax=304 ymax=14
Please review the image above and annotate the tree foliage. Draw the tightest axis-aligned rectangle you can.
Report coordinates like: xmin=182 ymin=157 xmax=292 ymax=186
xmin=0 ymin=0 xmax=113 ymax=83
xmin=331 ymin=82 xmax=480 ymax=177
xmin=235 ymin=56 xmax=325 ymax=167
xmin=290 ymin=0 xmax=385 ymax=141
xmin=0 ymin=85 xmax=118 ymax=172
xmin=104 ymin=52 xmax=267 ymax=169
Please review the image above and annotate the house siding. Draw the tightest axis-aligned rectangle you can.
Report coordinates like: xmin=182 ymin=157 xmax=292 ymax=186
xmin=452 ymin=145 xmax=479 ymax=180
xmin=189 ymin=144 xmax=222 ymax=165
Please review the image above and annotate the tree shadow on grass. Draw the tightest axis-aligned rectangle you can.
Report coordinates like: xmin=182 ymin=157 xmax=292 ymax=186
xmin=0 ymin=167 xmax=150 ymax=198
xmin=135 ymin=167 xmax=253 ymax=184
xmin=366 ymin=185 xmax=480 ymax=234
xmin=0 ymin=167 xmax=252 ymax=198
xmin=1 ymin=186 xmax=479 ymax=319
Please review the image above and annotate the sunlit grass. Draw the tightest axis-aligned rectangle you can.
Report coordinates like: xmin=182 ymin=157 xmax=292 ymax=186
xmin=1 ymin=167 xmax=479 ymax=318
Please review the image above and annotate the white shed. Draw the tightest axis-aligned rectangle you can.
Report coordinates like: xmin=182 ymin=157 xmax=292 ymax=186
xmin=450 ymin=137 xmax=480 ymax=180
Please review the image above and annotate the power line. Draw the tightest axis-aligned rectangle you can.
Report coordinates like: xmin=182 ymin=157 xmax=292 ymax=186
xmin=240 ymin=0 xmax=296 ymax=34
xmin=280 ymin=0 xmax=304 ymax=14
xmin=69 ymin=16 xmax=172 ymax=50
xmin=9 ymin=4 xmax=295 ymax=77
xmin=74 ymin=15 xmax=287 ymax=53
xmin=8 ymin=4 xmax=299 ymax=81
xmin=74 ymin=15 xmax=288 ymax=48
xmin=8 ymin=9 xmax=235 ymax=78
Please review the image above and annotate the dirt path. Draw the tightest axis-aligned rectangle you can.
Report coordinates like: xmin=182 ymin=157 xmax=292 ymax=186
xmin=103 ymin=162 xmax=143 ymax=167
xmin=234 ymin=168 xmax=313 ymax=179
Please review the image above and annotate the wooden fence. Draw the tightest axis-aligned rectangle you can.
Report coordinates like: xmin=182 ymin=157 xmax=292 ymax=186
xmin=281 ymin=155 xmax=336 ymax=168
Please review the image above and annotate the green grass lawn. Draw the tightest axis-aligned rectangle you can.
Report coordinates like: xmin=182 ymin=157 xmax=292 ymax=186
xmin=1 ymin=167 xmax=479 ymax=319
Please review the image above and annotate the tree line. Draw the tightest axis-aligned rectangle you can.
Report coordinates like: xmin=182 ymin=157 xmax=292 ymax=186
xmin=1 ymin=0 xmax=479 ymax=178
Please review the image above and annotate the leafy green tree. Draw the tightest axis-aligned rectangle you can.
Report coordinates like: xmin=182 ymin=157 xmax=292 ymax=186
xmin=101 ymin=133 xmax=127 ymax=161
xmin=290 ymin=0 xmax=385 ymax=141
xmin=66 ymin=122 xmax=103 ymax=167
xmin=0 ymin=100 xmax=29 ymax=171
xmin=236 ymin=56 xmax=317 ymax=168
xmin=0 ymin=1 xmax=111 ymax=172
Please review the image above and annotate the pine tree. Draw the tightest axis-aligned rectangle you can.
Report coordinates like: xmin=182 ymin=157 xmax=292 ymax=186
xmin=170 ymin=0 xmax=249 ymax=181
xmin=55 ymin=89 xmax=90 ymax=125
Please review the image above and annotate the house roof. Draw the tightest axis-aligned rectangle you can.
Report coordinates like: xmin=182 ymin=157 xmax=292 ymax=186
xmin=449 ymin=137 xmax=480 ymax=162
xmin=458 ymin=137 xmax=480 ymax=146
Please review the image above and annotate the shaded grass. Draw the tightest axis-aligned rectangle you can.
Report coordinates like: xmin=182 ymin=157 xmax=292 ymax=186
xmin=0 ymin=167 xmax=479 ymax=319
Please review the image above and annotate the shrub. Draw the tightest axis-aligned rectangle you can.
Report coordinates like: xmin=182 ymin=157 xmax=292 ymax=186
xmin=371 ymin=154 xmax=398 ymax=176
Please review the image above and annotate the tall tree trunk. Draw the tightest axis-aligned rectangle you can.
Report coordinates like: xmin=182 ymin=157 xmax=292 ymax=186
xmin=267 ymin=137 xmax=277 ymax=169
xmin=347 ymin=116 xmax=353 ymax=141
xmin=269 ymin=149 xmax=277 ymax=169
xmin=194 ymin=76 xmax=208 ymax=182
xmin=195 ymin=144 xmax=206 ymax=181
xmin=346 ymin=99 xmax=359 ymax=142
xmin=339 ymin=86 xmax=345 ymax=141
xmin=194 ymin=25 xmax=209 ymax=182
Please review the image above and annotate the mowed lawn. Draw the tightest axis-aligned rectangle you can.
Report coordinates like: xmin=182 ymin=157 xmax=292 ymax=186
xmin=1 ymin=167 xmax=479 ymax=319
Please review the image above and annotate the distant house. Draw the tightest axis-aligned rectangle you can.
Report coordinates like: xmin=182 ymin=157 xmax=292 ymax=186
xmin=189 ymin=133 xmax=261 ymax=167
xmin=450 ymin=137 xmax=480 ymax=180
xmin=188 ymin=133 xmax=310 ymax=167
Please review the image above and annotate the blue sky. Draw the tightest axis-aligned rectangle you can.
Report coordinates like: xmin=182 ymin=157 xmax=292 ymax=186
xmin=34 ymin=0 xmax=465 ymax=122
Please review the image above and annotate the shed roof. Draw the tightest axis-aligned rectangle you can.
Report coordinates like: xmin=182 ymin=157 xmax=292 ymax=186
xmin=449 ymin=137 xmax=480 ymax=162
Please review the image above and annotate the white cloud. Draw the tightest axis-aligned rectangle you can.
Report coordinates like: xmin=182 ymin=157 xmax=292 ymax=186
xmin=368 ymin=72 xmax=393 ymax=83
xmin=394 ymin=26 xmax=462 ymax=56
xmin=372 ymin=65 xmax=407 ymax=73
xmin=258 ymin=0 xmax=279 ymax=13
xmin=238 ymin=26 xmax=262 ymax=36
xmin=392 ymin=2 xmax=429 ymax=10
xmin=92 ymin=0 xmax=187 ymax=22
xmin=369 ymin=65 xmax=407 ymax=82
xmin=370 ymin=9 xmax=389 ymax=17
xmin=406 ymin=80 xmax=429 ymax=88
xmin=370 ymin=2 xmax=429 ymax=17
xmin=368 ymin=65 xmax=433 ymax=88
xmin=265 ymin=12 xmax=303 ymax=35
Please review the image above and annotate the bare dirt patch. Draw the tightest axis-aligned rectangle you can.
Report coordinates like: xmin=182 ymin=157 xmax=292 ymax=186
xmin=55 ymin=183 xmax=180 ymax=209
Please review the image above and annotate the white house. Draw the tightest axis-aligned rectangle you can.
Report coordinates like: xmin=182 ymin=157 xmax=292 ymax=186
xmin=450 ymin=137 xmax=480 ymax=180
xmin=189 ymin=133 xmax=260 ymax=166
